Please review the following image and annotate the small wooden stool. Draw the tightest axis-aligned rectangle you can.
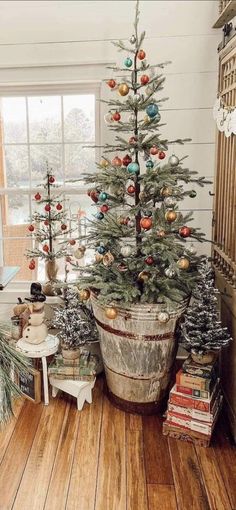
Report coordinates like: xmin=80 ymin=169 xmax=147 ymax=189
xmin=49 ymin=377 xmax=96 ymax=410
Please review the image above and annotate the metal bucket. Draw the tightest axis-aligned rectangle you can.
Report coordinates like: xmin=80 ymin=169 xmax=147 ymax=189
xmin=91 ymin=295 xmax=186 ymax=414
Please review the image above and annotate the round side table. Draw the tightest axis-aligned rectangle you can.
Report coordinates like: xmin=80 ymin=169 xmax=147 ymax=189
xmin=16 ymin=334 xmax=59 ymax=405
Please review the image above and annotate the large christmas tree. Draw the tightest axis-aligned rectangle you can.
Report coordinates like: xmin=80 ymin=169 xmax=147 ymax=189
xmin=77 ymin=1 xmax=210 ymax=312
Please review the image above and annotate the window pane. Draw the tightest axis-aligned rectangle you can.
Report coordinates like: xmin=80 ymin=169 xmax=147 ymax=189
xmin=65 ymin=144 xmax=95 ymax=182
xmin=1 ymin=97 xmax=27 ymax=143
xmin=31 ymin=144 xmax=63 ymax=186
xmin=0 ymin=193 xmax=30 ymax=227
xmin=3 ymin=145 xmax=29 ymax=187
xmin=63 ymin=94 xmax=95 ymax=142
xmin=3 ymin=237 xmax=35 ymax=281
xmin=28 ymin=96 xmax=61 ymax=143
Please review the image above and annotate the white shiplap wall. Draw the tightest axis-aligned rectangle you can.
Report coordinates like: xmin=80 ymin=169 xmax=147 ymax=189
xmin=0 ymin=0 xmax=221 ymax=256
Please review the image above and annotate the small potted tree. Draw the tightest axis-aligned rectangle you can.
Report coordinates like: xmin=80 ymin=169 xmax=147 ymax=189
xmin=53 ymin=287 xmax=100 ymax=362
xmin=179 ymin=258 xmax=232 ymax=364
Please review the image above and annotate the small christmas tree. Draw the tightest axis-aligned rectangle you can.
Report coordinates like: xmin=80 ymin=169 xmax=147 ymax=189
xmin=179 ymin=258 xmax=232 ymax=355
xmin=0 ymin=329 xmax=31 ymax=423
xmin=53 ymin=287 xmax=98 ymax=352
xmin=74 ymin=1 xmax=211 ymax=314
xmin=26 ymin=168 xmax=75 ymax=295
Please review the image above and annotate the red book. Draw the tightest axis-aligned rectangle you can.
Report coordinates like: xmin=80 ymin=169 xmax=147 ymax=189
xmin=169 ymin=381 xmax=219 ymax=413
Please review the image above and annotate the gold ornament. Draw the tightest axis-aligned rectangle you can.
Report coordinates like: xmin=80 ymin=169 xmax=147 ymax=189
xmin=103 ymin=251 xmax=114 ymax=266
xmin=79 ymin=289 xmax=91 ymax=301
xmin=156 ymin=229 xmax=166 ymax=238
xmin=105 ymin=307 xmax=118 ymax=320
xmin=118 ymin=83 xmax=129 ymax=96
xmin=165 ymin=210 xmax=177 ymax=223
xmin=74 ymin=246 xmax=86 ymax=259
xmin=177 ymin=257 xmax=190 ymax=270
xmin=138 ymin=271 xmax=150 ymax=282
xmin=161 ymin=187 xmax=172 ymax=197
xmin=95 ymin=253 xmax=104 ymax=263
xmin=100 ymin=158 xmax=109 ymax=168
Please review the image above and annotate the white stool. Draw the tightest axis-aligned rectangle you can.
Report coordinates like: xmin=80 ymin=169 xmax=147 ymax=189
xmin=16 ymin=334 xmax=59 ymax=405
xmin=49 ymin=377 xmax=96 ymax=410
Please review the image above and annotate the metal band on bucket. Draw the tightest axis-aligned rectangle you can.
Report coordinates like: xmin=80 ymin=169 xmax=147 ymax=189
xmin=94 ymin=316 xmax=174 ymax=342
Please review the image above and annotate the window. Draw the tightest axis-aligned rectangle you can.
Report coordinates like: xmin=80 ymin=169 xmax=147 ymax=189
xmin=0 ymin=87 xmax=99 ymax=281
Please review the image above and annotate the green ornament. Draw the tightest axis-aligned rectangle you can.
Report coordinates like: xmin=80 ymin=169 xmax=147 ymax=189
xmin=124 ymin=57 xmax=132 ymax=68
xmin=189 ymin=190 xmax=197 ymax=198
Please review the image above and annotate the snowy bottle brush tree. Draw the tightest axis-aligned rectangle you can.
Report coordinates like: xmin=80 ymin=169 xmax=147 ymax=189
xmin=76 ymin=1 xmax=211 ymax=317
xmin=179 ymin=258 xmax=232 ymax=355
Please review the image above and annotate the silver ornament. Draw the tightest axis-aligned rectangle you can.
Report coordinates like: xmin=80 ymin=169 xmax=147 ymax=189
xmin=168 ymin=154 xmax=179 ymax=167
xmin=187 ymin=243 xmax=197 ymax=255
xmin=164 ymin=197 xmax=176 ymax=207
xmin=165 ymin=268 xmax=175 ymax=278
xmin=130 ymin=35 xmax=136 ymax=44
xmin=121 ymin=245 xmax=132 ymax=257
xmin=157 ymin=311 xmax=170 ymax=323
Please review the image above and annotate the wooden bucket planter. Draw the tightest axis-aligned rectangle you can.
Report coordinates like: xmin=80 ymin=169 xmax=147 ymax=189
xmin=91 ymin=295 xmax=186 ymax=414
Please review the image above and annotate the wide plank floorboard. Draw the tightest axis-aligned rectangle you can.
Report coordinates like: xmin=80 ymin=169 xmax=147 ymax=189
xmin=0 ymin=379 xmax=235 ymax=510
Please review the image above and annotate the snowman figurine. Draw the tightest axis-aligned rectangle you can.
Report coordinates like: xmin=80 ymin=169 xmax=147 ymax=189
xmin=21 ymin=282 xmax=48 ymax=345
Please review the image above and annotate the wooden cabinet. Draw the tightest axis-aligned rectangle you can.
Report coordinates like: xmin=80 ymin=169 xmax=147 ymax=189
xmin=213 ymin=35 xmax=236 ymax=440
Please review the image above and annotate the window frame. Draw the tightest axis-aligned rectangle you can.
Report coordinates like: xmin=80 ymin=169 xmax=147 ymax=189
xmin=0 ymin=82 xmax=101 ymax=283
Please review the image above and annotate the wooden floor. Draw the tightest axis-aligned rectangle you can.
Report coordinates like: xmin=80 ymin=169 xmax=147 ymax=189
xmin=0 ymin=377 xmax=235 ymax=510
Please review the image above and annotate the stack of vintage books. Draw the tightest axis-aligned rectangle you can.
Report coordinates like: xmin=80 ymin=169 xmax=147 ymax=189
xmin=48 ymin=351 xmax=97 ymax=382
xmin=163 ymin=356 xmax=223 ymax=446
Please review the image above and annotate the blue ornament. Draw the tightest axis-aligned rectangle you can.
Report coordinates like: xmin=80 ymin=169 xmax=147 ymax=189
xmin=146 ymin=160 xmax=154 ymax=169
xmin=146 ymin=104 xmax=159 ymax=118
xmin=127 ymin=162 xmax=140 ymax=174
xmin=97 ymin=245 xmax=106 ymax=254
xmin=96 ymin=212 xmax=104 ymax=220
xmin=124 ymin=57 xmax=132 ymax=68
xmin=99 ymin=192 xmax=108 ymax=201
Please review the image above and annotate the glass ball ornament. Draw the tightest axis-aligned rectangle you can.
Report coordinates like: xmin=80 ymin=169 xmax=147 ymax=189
xmin=79 ymin=289 xmax=91 ymax=301
xmin=177 ymin=257 xmax=190 ymax=270
xmin=100 ymin=158 xmax=109 ymax=168
xmin=99 ymin=191 xmax=108 ymax=201
xmin=112 ymin=156 xmax=122 ymax=167
xmin=157 ymin=311 xmax=170 ymax=323
xmin=165 ymin=210 xmax=177 ymax=223
xmin=188 ymin=243 xmax=197 ymax=255
xmin=100 ymin=204 xmax=109 ymax=213
xmin=179 ymin=226 xmax=191 ymax=238
xmin=145 ymin=256 xmax=154 ymax=266
xmin=105 ymin=307 xmax=118 ymax=320
xmin=118 ymin=83 xmax=130 ymax=96
xmin=138 ymin=271 xmax=150 ymax=282
xmin=140 ymin=217 xmax=152 ymax=230
xmin=107 ymin=79 xmax=116 ymax=89
xmin=113 ymin=111 xmax=121 ymax=121
xmin=127 ymin=162 xmax=140 ymax=174
xmin=161 ymin=186 xmax=172 ymax=197
xmin=146 ymin=104 xmax=159 ymax=118
xmin=146 ymin=160 xmax=154 ymax=169
xmin=165 ymin=268 xmax=175 ymax=278
xmin=189 ymin=190 xmax=197 ymax=198
xmin=168 ymin=154 xmax=179 ymax=167
xmin=124 ymin=57 xmax=132 ymax=68
xmin=164 ymin=197 xmax=176 ymax=207
xmin=138 ymin=49 xmax=146 ymax=60
xmin=123 ymin=154 xmax=132 ymax=167
xmin=97 ymin=246 xmax=106 ymax=255
xmin=121 ymin=245 xmax=132 ymax=257
xmin=104 ymin=113 xmax=114 ymax=125
xmin=95 ymin=252 xmax=104 ymax=263
xmin=96 ymin=212 xmax=104 ymax=220
xmin=130 ymin=35 xmax=136 ymax=44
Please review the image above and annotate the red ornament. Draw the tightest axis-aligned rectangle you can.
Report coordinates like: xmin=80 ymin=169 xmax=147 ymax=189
xmin=127 ymin=185 xmax=136 ymax=194
xmin=90 ymin=190 xmax=99 ymax=203
xmin=129 ymin=136 xmax=137 ymax=145
xmin=113 ymin=111 xmax=121 ymax=121
xmin=45 ymin=204 xmax=51 ymax=212
xmin=158 ymin=151 xmax=166 ymax=160
xmin=122 ymin=154 xmax=132 ymax=167
xmin=29 ymin=260 xmax=35 ymax=270
xmin=138 ymin=49 xmax=146 ymax=60
xmin=140 ymin=74 xmax=149 ymax=85
xmin=112 ymin=156 xmax=122 ymax=167
xmin=44 ymin=220 xmax=49 ymax=226
xmin=145 ymin=256 xmax=154 ymax=265
xmin=150 ymin=146 xmax=159 ymax=155
xmin=34 ymin=192 xmax=41 ymax=201
xmin=56 ymin=203 xmax=62 ymax=211
xmin=140 ymin=217 xmax=153 ymax=230
xmin=61 ymin=224 xmax=67 ymax=231
xmin=69 ymin=239 xmax=76 ymax=245
xmin=179 ymin=226 xmax=192 ymax=238
xmin=100 ymin=204 xmax=109 ymax=213
xmin=28 ymin=224 xmax=34 ymax=232
xmin=49 ymin=176 xmax=55 ymax=184
xmin=43 ymin=245 xmax=49 ymax=252
xmin=107 ymin=79 xmax=116 ymax=89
